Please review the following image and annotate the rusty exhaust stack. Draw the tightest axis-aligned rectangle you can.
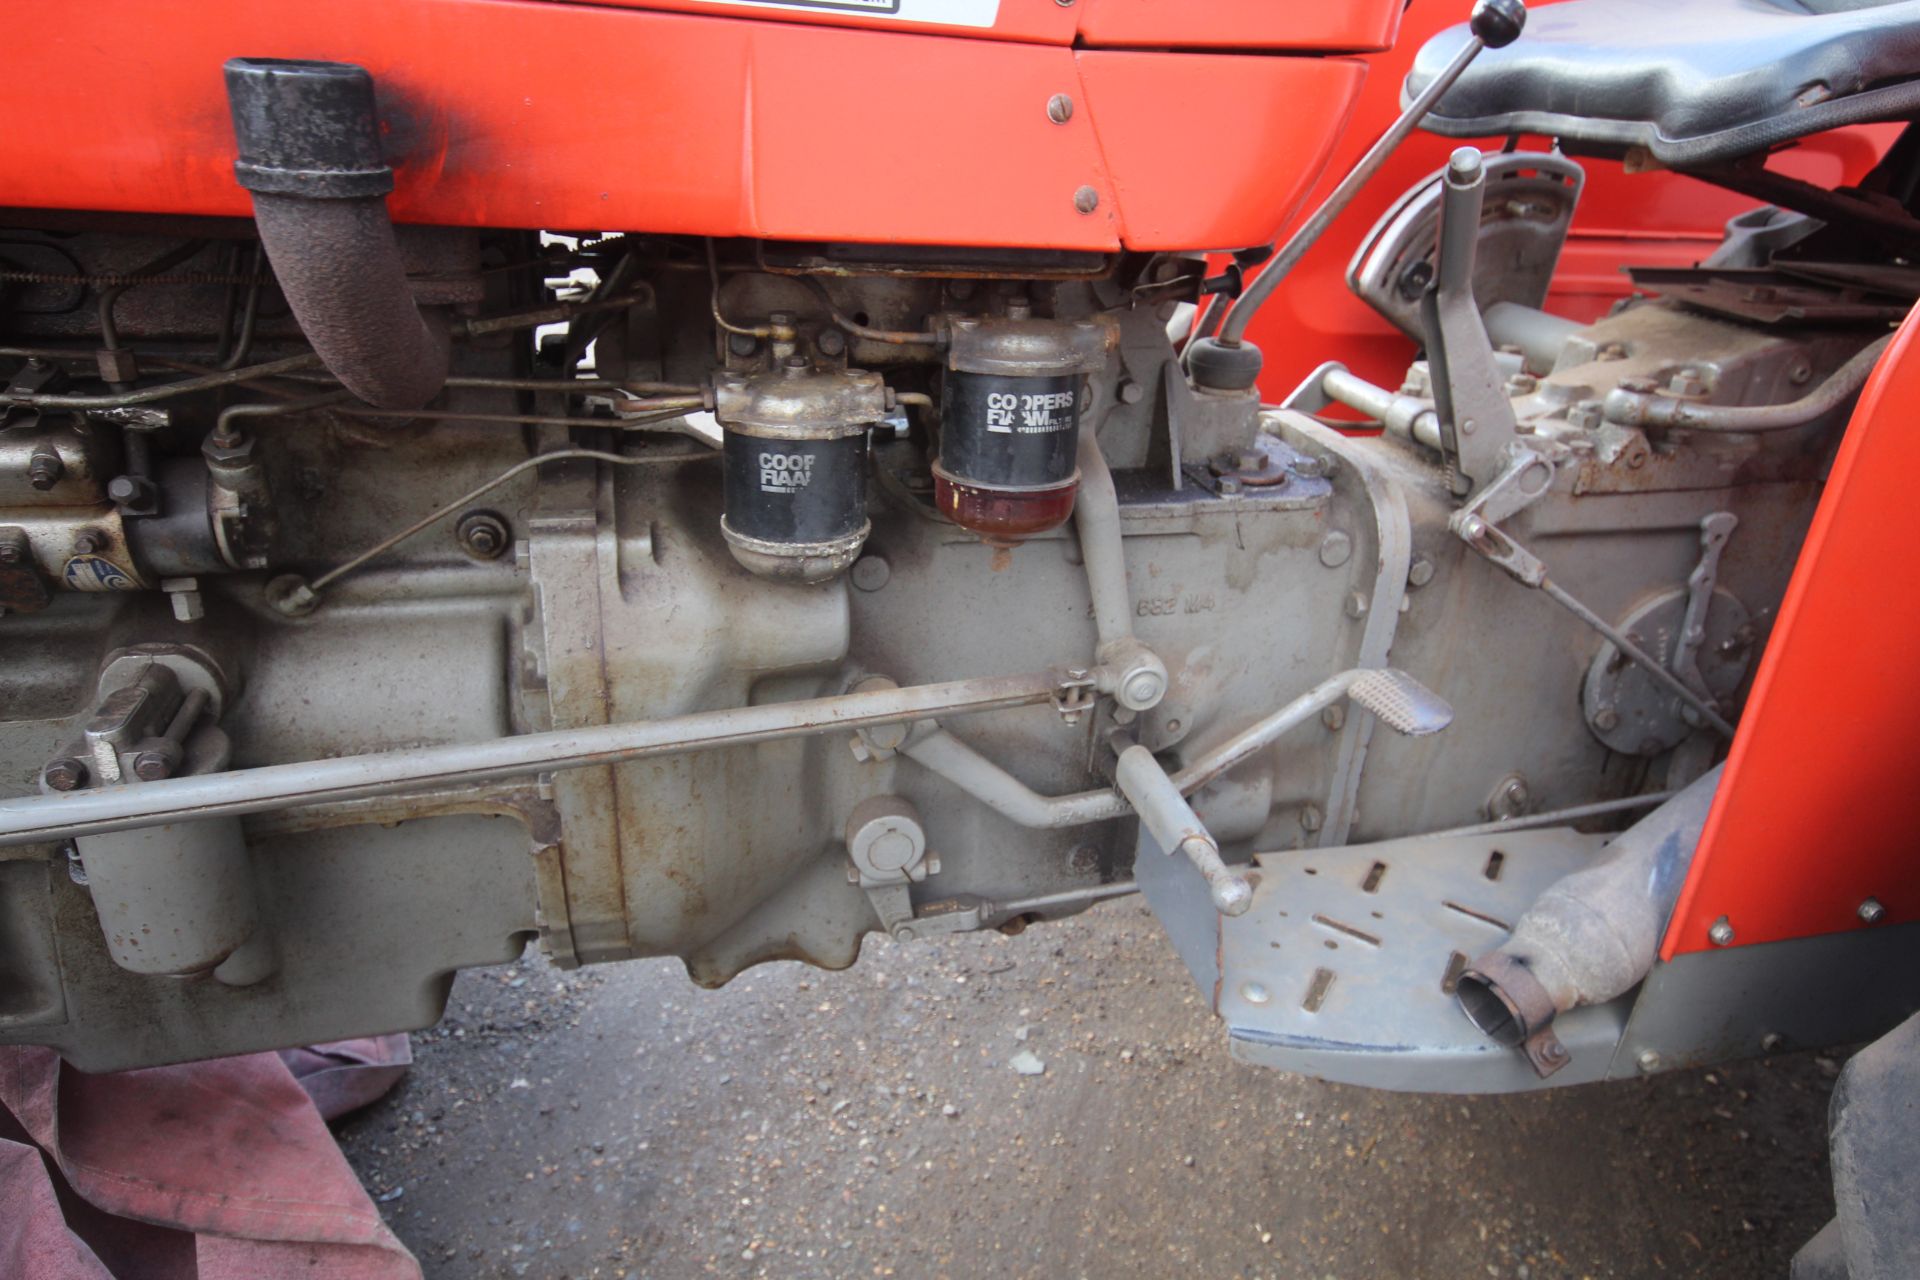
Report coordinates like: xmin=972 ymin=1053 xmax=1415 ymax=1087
xmin=223 ymin=58 xmax=449 ymax=410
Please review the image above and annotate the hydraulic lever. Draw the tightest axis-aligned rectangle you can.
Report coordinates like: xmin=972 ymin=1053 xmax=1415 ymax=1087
xmin=1194 ymin=0 xmax=1527 ymax=386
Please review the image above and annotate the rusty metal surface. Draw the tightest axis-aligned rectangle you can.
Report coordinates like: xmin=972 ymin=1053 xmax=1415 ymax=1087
xmin=248 ymin=196 xmax=451 ymax=410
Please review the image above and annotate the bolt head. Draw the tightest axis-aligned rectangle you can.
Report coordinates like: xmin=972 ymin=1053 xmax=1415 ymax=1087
xmin=1636 ymin=1049 xmax=1662 ymax=1073
xmin=456 ymin=512 xmax=510 ymax=561
xmin=42 ymin=759 xmax=86 ymax=792
xmin=106 ymin=475 xmax=138 ymax=503
xmin=1708 ymin=917 xmax=1736 ymax=946
xmin=815 ymin=329 xmax=846 ymax=358
xmin=1117 ymin=379 xmax=1145 ymax=405
xmin=1217 ymin=475 xmax=1244 ymax=496
xmin=1072 ymin=186 xmax=1100 ymax=215
xmin=1046 ymin=94 xmax=1074 ymax=125
xmin=1593 ymin=707 xmax=1620 ymax=733
xmin=1407 ymin=556 xmax=1435 ymax=588
xmin=1858 ymin=897 xmax=1886 ymax=925
xmin=1241 ymin=982 xmax=1271 ymax=1006
xmin=132 ymin=751 xmax=174 ymax=782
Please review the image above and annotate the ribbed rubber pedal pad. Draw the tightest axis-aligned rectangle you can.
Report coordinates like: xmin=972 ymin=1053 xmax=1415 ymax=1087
xmin=1348 ymin=668 xmax=1453 ymax=736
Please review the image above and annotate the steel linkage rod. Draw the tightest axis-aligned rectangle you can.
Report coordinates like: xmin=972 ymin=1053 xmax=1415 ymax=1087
xmin=0 ymin=671 xmax=1070 ymax=847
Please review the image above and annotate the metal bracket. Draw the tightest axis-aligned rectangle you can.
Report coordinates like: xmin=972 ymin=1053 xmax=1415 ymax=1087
xmin=1447 ymin=443 xmax=1559 ymax=586
xmin=1051 ymin=668 xmax=1098 ymax=726
xmin=1672 ymin=512 xmax=1739 ymax=704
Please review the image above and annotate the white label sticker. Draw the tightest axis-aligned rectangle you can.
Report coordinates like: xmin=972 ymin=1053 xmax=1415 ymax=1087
xmin=690 ymin=0 xmax=1000 ymax=28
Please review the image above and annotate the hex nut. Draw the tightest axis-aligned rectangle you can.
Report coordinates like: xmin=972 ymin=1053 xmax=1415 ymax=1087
xmin=456 ymin=511 xmax=511 ymax=561
xmin=132 ymin=750 xmax=176 ymax=782
xmin=1858 ymin=897 xmax=1886 ymax=925
xmin=42 ymin=758 xmax=87 ymax=792
xmin=1708 ymin=916 xmax=1735 ymax=946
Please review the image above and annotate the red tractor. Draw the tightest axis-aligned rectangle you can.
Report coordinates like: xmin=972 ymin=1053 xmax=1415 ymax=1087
xmin=0 ymin=1 xmax=1915 ymax=1273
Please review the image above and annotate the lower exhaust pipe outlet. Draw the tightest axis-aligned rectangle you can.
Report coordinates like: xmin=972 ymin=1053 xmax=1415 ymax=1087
xmin=1455 ymin=766 xmax=1722 ymax=1076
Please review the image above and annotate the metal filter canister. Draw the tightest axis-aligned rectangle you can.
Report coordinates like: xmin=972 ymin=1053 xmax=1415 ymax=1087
xmin=715 ymin=359 xmax=884 ymax=583
xmin=934 ymin=308 xmax=1116 ymax=546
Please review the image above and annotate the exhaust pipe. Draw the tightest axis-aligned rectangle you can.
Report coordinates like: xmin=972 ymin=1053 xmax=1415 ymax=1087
xmin=1455 ymin=765 xmax=1721 ymax=1076
xmin=223 ymin=58 xmax=450 ymax=410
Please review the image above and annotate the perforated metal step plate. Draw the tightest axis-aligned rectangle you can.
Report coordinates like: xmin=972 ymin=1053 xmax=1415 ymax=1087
xmin=1136 ymin=825 xmax=1631 ymax=1094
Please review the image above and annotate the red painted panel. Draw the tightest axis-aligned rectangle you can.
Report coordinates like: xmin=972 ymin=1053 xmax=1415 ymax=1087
xmin=1 ymin=0 xmax=1359 ymax=253
xmin=1662 ymin=306 xmax=1920 ymax=958
xmin=1078 ymin=0 xmax=1402 ymax=52
xmin=1077 ymin=53 xmax=1367 ymax=251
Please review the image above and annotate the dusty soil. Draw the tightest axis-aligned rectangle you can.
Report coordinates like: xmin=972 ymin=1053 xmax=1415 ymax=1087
xmin=337 ymin=901 xmax=1838 ymax=1279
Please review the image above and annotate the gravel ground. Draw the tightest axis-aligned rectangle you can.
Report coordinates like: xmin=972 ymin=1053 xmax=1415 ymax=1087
xmin=336 ymin=900 xmax=1839 ymax=1279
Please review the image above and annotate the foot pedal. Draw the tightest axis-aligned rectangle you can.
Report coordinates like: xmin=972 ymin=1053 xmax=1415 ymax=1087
xmin=1348 ymin=668 xmax=1453 ymax=737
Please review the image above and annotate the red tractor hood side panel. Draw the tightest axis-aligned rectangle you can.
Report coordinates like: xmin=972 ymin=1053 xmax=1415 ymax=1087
xmin=4 ymin=0 xmax=1364 ymax=253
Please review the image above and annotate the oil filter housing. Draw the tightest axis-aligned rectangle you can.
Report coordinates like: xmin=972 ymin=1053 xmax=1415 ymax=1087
xmin=715 ymin=358 xmax=884 ymax=583
xmin=934 ymin=306 xmax=1116 ymax=545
